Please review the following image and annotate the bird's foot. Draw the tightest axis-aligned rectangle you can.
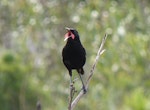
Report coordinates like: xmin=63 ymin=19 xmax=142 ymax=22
xmin=82 ymin=86 xmax=87 ymax=94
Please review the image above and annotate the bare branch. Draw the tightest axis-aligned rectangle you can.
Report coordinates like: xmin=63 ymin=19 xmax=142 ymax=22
xmin=68 ymin=84 xmax=76 ymax=110
xmin=86 ymin=34 xmax=107 ymax=86
xmin=68 ymin=34 xmax=108 ymax=110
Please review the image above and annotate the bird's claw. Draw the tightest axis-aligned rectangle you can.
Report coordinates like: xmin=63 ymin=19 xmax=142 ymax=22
xmin=82 ymin=86 xmax=87 ymax=94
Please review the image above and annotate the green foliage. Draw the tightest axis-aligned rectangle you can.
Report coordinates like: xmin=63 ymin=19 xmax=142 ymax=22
xmin=0 ymin=0 xmax=150 ymax=110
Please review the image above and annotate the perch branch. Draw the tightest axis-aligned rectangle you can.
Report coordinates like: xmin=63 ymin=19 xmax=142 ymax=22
xmin=68 ymin=34 xmax=108 ymax=110
xmin=68 ymin=84 xmax=76 ymax=110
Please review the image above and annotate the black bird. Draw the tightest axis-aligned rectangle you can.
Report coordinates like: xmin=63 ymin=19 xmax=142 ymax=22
xmin=62 ymin=27 xmax=86 ymax=92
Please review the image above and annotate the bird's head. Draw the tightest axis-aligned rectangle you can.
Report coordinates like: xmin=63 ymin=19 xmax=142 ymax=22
xmin=64 ymin=27 xmax=79 ymax=41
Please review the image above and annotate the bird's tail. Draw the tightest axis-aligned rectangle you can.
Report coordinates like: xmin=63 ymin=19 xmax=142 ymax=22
xmin=77 ymin=68 xmax=84 ymax=75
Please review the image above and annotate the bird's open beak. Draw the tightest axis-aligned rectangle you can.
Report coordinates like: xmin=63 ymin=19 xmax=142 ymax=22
xmin=64 ymin=36 xmax=69 ymax=41
xmin=64 ymin=27 xmax=72 ymax=41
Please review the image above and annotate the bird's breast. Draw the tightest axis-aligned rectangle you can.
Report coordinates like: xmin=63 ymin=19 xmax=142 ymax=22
xmin=62 ymin=43 xmax=86 ymax=69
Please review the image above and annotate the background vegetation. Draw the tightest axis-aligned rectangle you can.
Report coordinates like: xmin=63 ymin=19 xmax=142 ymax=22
xmin=0 ymin=0 xmax=150 ymax=110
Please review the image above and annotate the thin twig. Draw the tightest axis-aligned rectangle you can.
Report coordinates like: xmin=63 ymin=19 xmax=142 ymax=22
xmin=86 ymin=34 xmax=107 ymax=86
xmin=68 ymin=84 xmax=76 ymax=110
xmin=68 ymin=34 xmax=108 ymax=110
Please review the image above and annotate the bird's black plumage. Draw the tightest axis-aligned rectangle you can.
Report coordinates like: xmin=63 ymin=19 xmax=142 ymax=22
xmin=62 ymin=27 xmax=86 ymax=92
